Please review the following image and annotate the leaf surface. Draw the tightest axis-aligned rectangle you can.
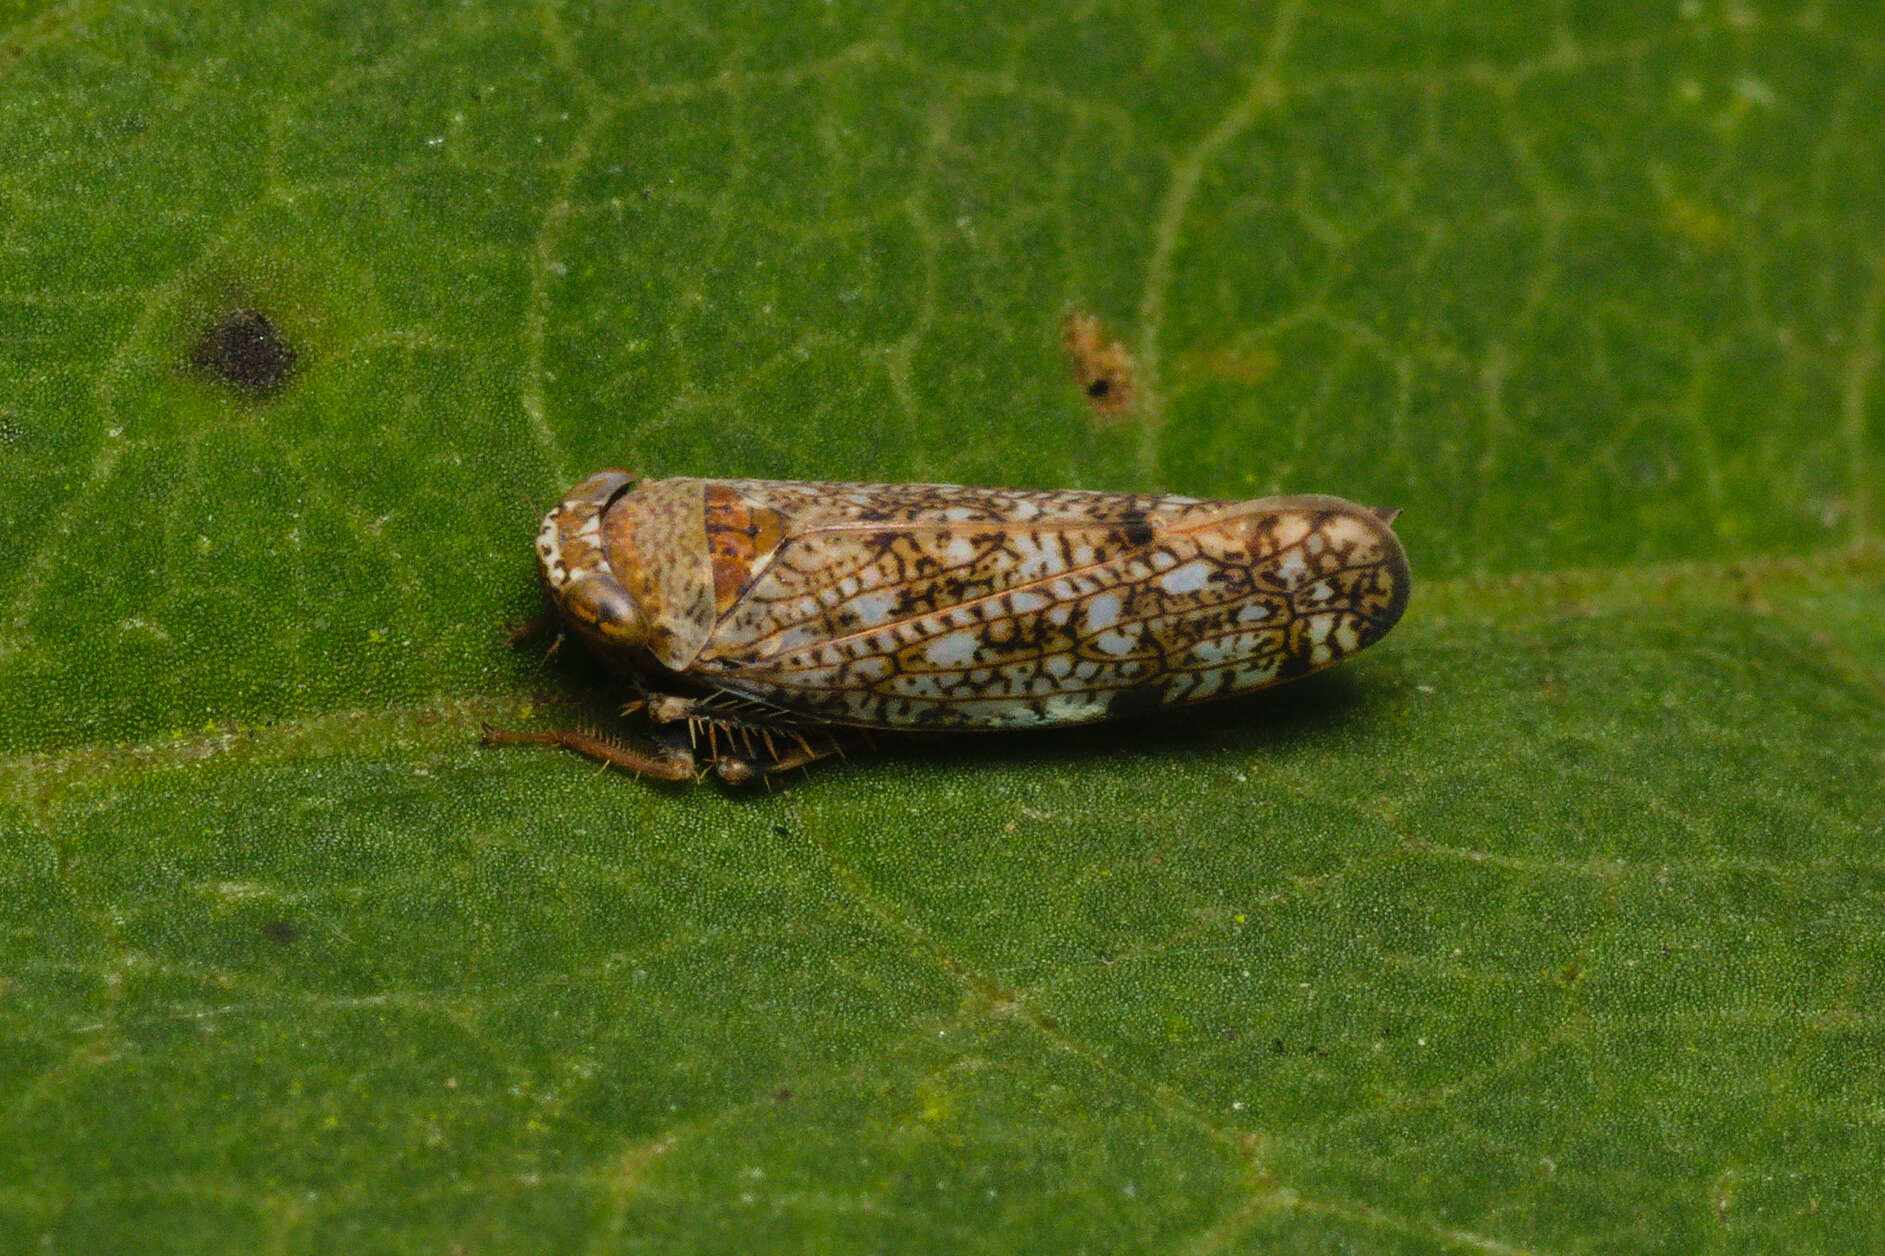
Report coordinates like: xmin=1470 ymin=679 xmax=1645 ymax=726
xmin=3 ymin=3 xmax=1883 ymax=1252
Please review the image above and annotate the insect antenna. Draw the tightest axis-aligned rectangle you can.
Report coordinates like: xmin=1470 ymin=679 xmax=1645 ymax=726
xmin=504 ymin=611 xmax=560 ymax=648
xmin=520 ymin=630 xmax=566 ymax=674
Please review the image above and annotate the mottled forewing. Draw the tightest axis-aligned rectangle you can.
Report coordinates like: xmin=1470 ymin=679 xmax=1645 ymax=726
xmin=695 ymin=484 xmax=1408 ymax=730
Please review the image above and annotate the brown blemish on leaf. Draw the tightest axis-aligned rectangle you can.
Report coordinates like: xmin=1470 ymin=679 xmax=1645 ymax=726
xmin=1061 ymin=312 xmax=1135 ymax=420
xmin=191 ymin=308 xmax=298 ymax=395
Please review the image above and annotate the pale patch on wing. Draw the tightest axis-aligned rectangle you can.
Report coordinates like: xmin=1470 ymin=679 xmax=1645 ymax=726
xmin=848 ymin=588 xmax=900 ymax=627
xmin=924 ymin=629 xmax=980 ymax=668
xmin=1082 ymin=591 xmax=1121 ymax=633
xmin=1040 ymin=693 xmax=1111 ymax=723
xmin=1157 ymin=559 xmax=1214 ymax=596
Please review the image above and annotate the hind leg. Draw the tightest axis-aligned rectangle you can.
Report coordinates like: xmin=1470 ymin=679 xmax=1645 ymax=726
xmin=480 ymin=723 xmax=696 ymax=781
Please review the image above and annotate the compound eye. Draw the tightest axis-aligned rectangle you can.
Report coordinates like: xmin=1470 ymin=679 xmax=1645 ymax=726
xmin=560 ymin=573 xmax=647 ymax=651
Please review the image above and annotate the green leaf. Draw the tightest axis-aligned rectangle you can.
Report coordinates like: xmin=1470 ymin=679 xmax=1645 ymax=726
xmin=4 ymin=2 xmax=1882 ymax=1252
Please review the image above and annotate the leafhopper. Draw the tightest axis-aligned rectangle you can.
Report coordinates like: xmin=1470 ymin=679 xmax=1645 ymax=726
xmin=486 ymin=471 xmax=1410 ymax=783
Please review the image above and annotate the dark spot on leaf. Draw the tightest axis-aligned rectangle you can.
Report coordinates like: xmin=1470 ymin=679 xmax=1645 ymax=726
xmin=1062 ymin=311 xmax=1135 ymax=421
xmin=1270 ymin=1037 xmax=1286 ymax=1055
xmin=772 ymin=824 xmax=790 ymax=839
xmin=262 ymin=919 xmax=299 ymax=945
xmin=773 ymin=1087 xmax=793 ymax=1103
xmin=191 ymin=308 xmax=298 ymax=395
